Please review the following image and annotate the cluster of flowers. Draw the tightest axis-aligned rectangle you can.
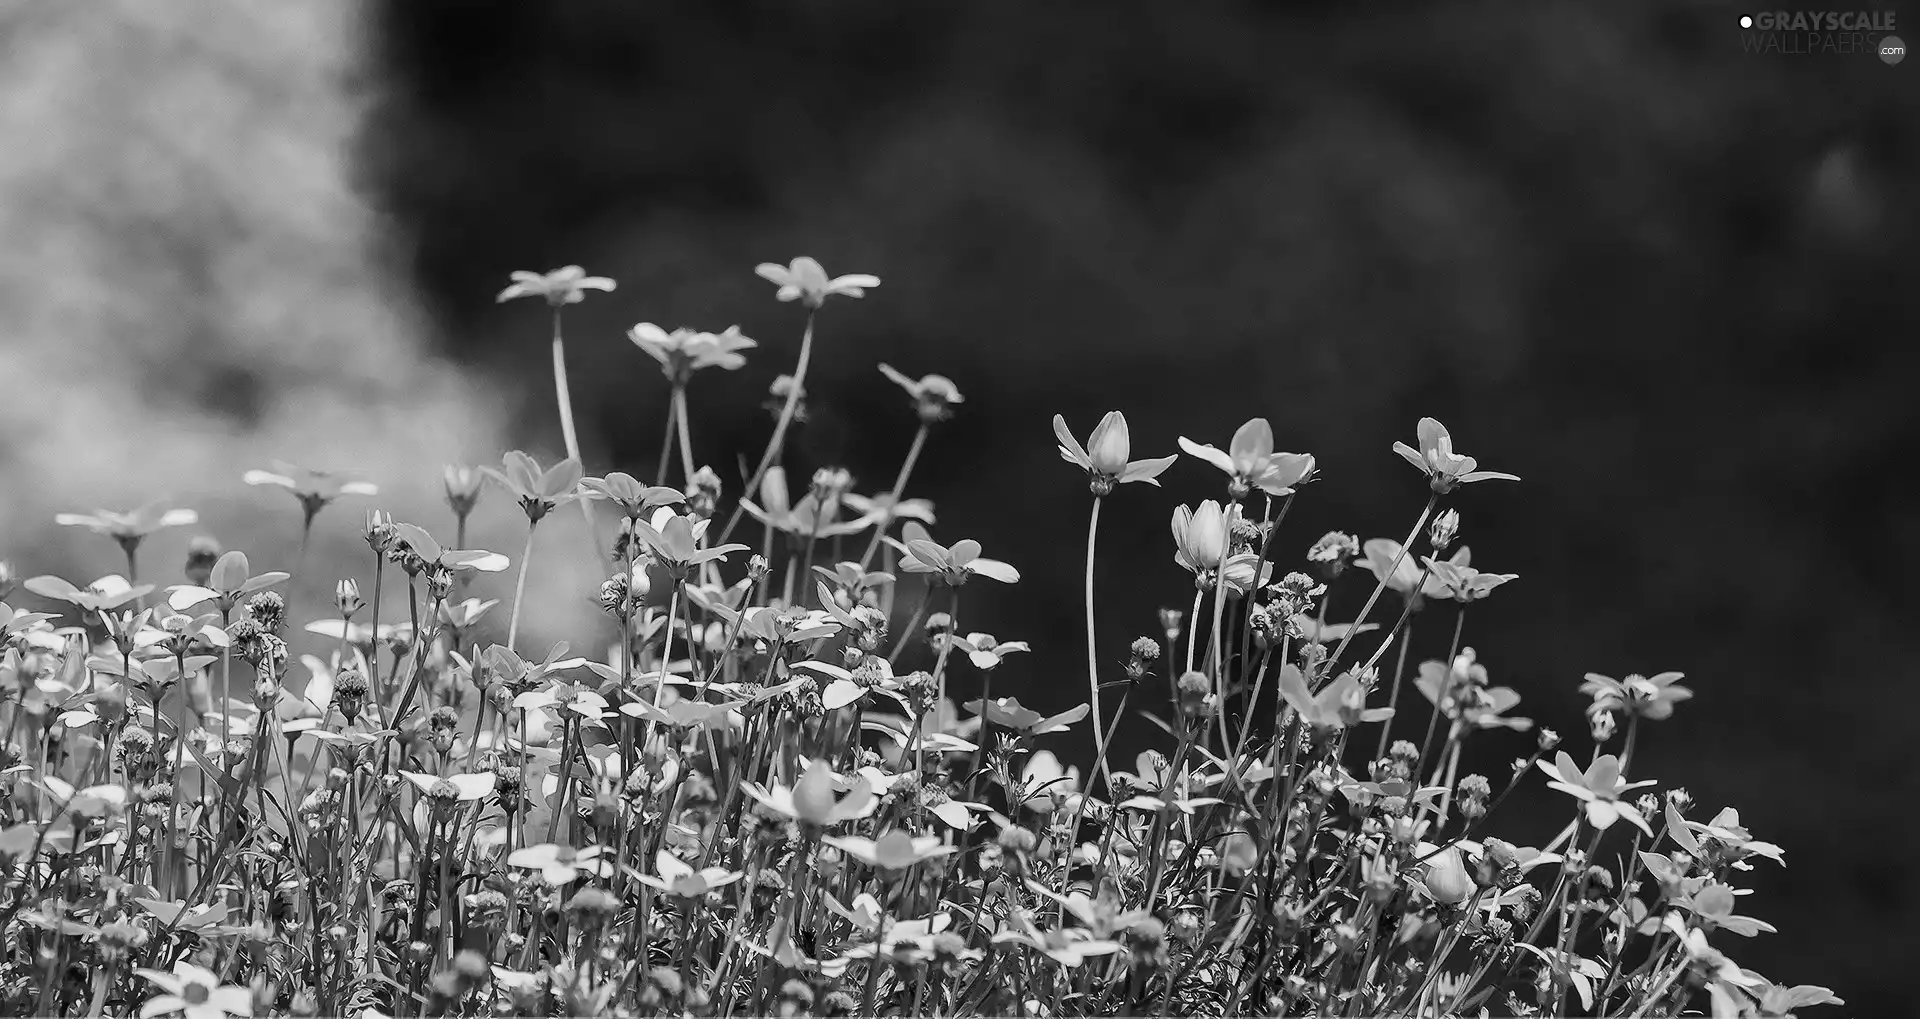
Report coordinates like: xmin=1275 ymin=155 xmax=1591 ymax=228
xmin=0 ymin=258 xmax=1840 ymax=1018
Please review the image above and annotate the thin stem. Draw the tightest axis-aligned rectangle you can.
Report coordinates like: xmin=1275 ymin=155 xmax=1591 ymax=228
xmin=1328 ymin=494 xmax=1437 ymax=671
xmin=550 ymin=307 xmax=602 ymax=560
xmin=672 ymin=384 xmax=697 ymax=484
xmin=654 ymin=396 xmax=677 ymax=489
xmin=857 ymin=421 xmax=930 ymax=571
xmin=721 ymin=310 xmax=815 ymax=545
xmin=507 ymin=522 xmax=539 ymax=652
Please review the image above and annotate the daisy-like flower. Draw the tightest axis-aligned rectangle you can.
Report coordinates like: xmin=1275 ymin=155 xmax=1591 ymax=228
xmin=1177 ymin=418 xmax=1316 ymax=499
xmin=386 ymin=524 xmax=509 ymax=575
xmin=506 ymin=843 xmax=616 ymax=886
xmin=1414 ymin=651 xmax=1533 ymax=731
xmin=1277 ymin=666 xmax=1393 ymax=731
xmin=56 ymin=503 xmax=197 ymax=558
xmin=1666 ymin=918 xmax=1769 ymax=1017
xmin=964 ymin=696 xmax=1088 ymax=737
xmin=823 ymin=831 xmax=956 ymax=870
xmin=1682 ymin=882 xmax=1778 ymax=937
xmin=1537 ymin=751 xmax=1656 ymax=835
xmin=1357 ymin=539 xmax=1460 ymax=606
xmin=483 ymin=451 xmax=587 ymax=525
xmin=1054 ymin=412 xmax=1177 ymax=496
xmin=888 ymin=522 xmax=1019 ymax=585
xmin=243 ymin=462 xmax=377 ymax=523
xmin=754 ymin=256 xmax=879 ymax=309
xmin=740 ymin=468 xmax=871 ymax=540
xmin=1579 ymin=671 xmax=1694 ymax=722
xmin=635 ymin=849 xmax=743 ymax=897
xmin=400 ymin=770 xmax=496 ymax=803
xmin=993 ymin=911 xmax=1122 ymax=968
xmin=879 ymin=363 xmax=965 ymax=423
xmin=1422 ymin=557 xmax=1517 ymax=603
xmin=443 ymin=465 xmax=485 ymax=521
xmin=743 ymin=758 xmax=878 ymax=827
xmin=1028 ymin=881 xmax=1152 ymax=940
xmin=165 ymin=552 xmax=288 ymax=614
xmin=633 ymin=507 xmax=750 ymax=579
xmin=24 ymin=574 xmax=152 ymax=614
xmin=132 ymin=960 xmax=253 ymax=1019
xmin=496 ymin=265 xmax=615 ymax=306
xmin=1392 ymin=417 xmax=1519 ymax=494
xmin=841 ymin=492 xmax=934 ymax=528
xmin=581 ymin=472 xmax=685 ymax=521
xmin=628 ymin=324 xmax=757 ymax=386
xmin=1017 ymin=750 xmax=1081 ymax=814
xmin=948 ymin=632 xmax=1030 ymax=670
xmin=1171 ymin=502 xmax=1267 ymax=595
xmin=1677 ymin=806 xmax=1785 ymax=869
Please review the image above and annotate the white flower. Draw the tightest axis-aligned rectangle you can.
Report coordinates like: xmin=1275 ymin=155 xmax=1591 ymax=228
xmin=133 ymin=961 xmax=253 ymax=1019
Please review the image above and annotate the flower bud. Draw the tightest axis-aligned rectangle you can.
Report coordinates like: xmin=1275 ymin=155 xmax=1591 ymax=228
xmin=1428 ymin=509 xmax=1460 ymax=552
xmin=184 ymin=536 xmax=222 ymax=587
xmin=1589 ymin=709 xmax=1617 ymax=743
xmin=335 ymin=579 xmax=364 ymax=618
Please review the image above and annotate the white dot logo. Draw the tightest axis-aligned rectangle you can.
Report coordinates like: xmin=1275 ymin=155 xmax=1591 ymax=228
xmin=1739 ymin=15 xmax=1754 ymax=29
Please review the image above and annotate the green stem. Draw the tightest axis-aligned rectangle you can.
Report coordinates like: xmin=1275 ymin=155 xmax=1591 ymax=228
xmin=550 ymin=307 xmax=603 ymax=563
xmin=856 ymin=421 xmax=930 ymax=571
xmin=506 ymin=523 xmax=538 ymax=652
xmin=672 ymin=384 xmax=697 ymax=484
xmin=720 ymin=310 xmax=815 ymax=545
xmin=1327 ymin=493 xmax=1436 ymax=672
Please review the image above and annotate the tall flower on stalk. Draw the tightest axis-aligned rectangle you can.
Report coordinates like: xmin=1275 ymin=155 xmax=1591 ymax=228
xmin=755 ymin=256 xmax=879 ymax=308
xmin=1054 ymin=412 xmax=1177 ymax=496
xmin=629 ymin=324 xmax=757 ymax=385
xmin=1177 ymin=418 xmax=1315 ymax=499
xmin=1392 ymin=417 xmax=1520 ymax=494
xmin=633 ymin=507 xmax=749 ymax=580
xmin=741 ymin=468 xmax=870 ymax=541
xmin=1171 ymin=502 xmax=1267 ymax=595
xmin=879 ymin=364 xmax=966 ymax=423
xmin=582 ymin=473 xmax=686 ymax=523
xmin=725 ymin=256 xmax=880 ymax=547
xmin=55 ymin=502 xmax=198 ymax=582
xmin=444 ymin=465 xmax=485 ymax=539
xmin=1538 ymin=751 xmax=1656 ymax=835
xmin=1422 ymin=556 xmax=1518 ymax=603
xmin=1580 ymin=671 xmax=1693 ymax=722
xmin=1357 ymin=539 xmax=1460 ymax=607
xmin=484 ymin=451 xmax=587 ymax=525
xmin=132 ymin=961 xmax=253 ymax=1019
xmin=888 ymin=523 xmax=1020 ymax=585
xmin=243 ymin=461 xmax=377 ymax=539
xmin=496 ymin=265 xmax=615 ymax=305
xmin=497 ymin=265 xmax=615 ymax=561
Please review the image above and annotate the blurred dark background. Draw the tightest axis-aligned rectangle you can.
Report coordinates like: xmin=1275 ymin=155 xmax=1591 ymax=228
xmin=361 ymin=1 xmax=1914 ymax=1012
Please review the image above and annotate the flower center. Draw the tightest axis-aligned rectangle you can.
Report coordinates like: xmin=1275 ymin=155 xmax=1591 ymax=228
xmin=182 ymin=983 xmax=211 ymax=1006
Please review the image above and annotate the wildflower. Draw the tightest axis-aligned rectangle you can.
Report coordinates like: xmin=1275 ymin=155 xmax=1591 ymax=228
xmin=1538 ymin=752 xmax=1656 ymax=835
xmin=23 ymin=573 xmax=152 ymax=615
xmin=582 ymin=471 xmax=685 ymax=521
xmin=1670 ymin=920 xmax=1768 ymax=1016
xmin=165 ymin=551 xmax=289 ymax=614
xmin=1357 ymin=538 xmax=1459 ymax=605
xmin=1679 ymin=806 xmax=1786 ymax=868
xmin=1414 ymin=653 xmax=1533 ymax=731
xmin=496 ymin=265 xmax=615 ymax=306
xmin=483 ymin=451 xmax=586 ymax=524
xmin=964 ymin=696 xmax=1089 ymax=737
xmin=400 ymin=770 xmax=496 ymax=804
xmin=132 ymin=961 xmax=253 ymax=1019
xmin=55 ymin=501 xmax=198 ymax=551
xmin=993 ymin=911 xmax=1122 ymax=968
xmin=842 ymin=491 xmax=935 ymax=531
xmin=754 ymin=256 xmax=879 ymax=308
xmin=743 ymin=759 xmax=878 ymax=827
xmin=1423 ymin=556 xmax=1518 ymax=603
xmin=243 ymin=462 xmax=377 ymax=522
xmin=1428 ymin=508 xmax=1461 ymax=550
xmin=1277 ymin=666 xmax=1392 ymax=730
xmin=387 ymin=523 xmax=510 ymax=575
xmin=443 ymin=465 xmax=485 ymax=522
xmin=1420 ymin=846 xmax=1476 ymax=905
xmin=1392 ymin=417 xmax=1520 ymax=493
xmin=505 ymin=843 xmax=616 ymax=886
xmin=1171 ymin=501 xmax=1267 ymax=594
xmin=880 ymin=364 xmax=966 ymax=423
xmin=1017 ymin=750 xmax=1080 ymax=813
xmin=1579 ymin=671 xmax=1694 ymax=722
xmin=740 ymin=467 xmax=870 ymax=540
xmin=823 ymin=831 xmax=956 ymax=870
xmin=1177 ymin=418 xmax=1316 ymax=498
xmin=636 ymin=849 xmax=743 ymax=897
xmin=1053 ymin=412 xmax=1176 ymax=495
xmin=629 ymin=324 xmax=758 ymax=385
xmin=763 ymin=374 xmax=809 ymax=423
xmin=949 ymin=632 xmax=1031 ymax=670
xmin=889 ymin=522 xmax=1019 ymax=585
xmin=1307 ymin=531 xmax=1358 ymax=581
xmin=626 ymin=508 xmax=747 ymax=583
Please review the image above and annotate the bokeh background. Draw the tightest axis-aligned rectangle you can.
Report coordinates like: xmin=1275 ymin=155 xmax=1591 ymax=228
xmin=2 ymin=1 xmax=1912 ymax=1013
